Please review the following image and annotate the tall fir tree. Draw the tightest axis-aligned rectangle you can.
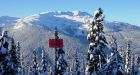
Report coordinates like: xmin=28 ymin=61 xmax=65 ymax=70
xmin=0 ymin=31 xmax=14 ymax=74
xmin=39 ymin=46 xmax=48 ymax=75
xmin=137 ymin=55 xmax=140 ymax=74
xmin=125 ymin=42 xmax=132 ymax=75
xmin=73 ymin=51 xmax=80 ymax=75
xmin=131 ymin=54 xmax=138 ymax=75
xmin=82 ymin=59 xmax=86 ymax=75
xmin=48 ymin=64 xmax=53 ymax=75
xmin=52 ymin=28 xmax=67 ymax=75
xmin=9 ymin=37 xmax=18 ymax=74
xmin=20 ymin=52 xmax=25 ymax=75
xmin=31 ymin=49 xmax=39 ymax=75
xmin=67 ymin=63 xmax=72 ymax=75
xmin=99 ymin=36 xmax=124 ymax=75
xmin=16 ymin=42 xmax=24 ymax=74
xmin=55 ymin=48 xmax=67 ymax=75
xmin=85 ymin=8 xmax=108 ymax=75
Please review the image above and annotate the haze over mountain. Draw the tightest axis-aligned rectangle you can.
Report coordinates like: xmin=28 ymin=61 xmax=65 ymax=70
xmin=0 ymin=11 xmax=140 ymax=66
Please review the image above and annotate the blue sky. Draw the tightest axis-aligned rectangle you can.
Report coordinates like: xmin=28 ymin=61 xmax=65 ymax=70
xmin=0 ymin=0 xmax=140 ymax=26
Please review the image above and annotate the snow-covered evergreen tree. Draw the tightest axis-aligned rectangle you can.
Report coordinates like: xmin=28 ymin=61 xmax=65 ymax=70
xmin=85 ymin=8 xmax=108 ymax=75
xmin=131 ymin=54 xmax=138 ymax=75
xmin=55 ymin=48 xmax=67 ymax=75
xmin=137 ymin=56 xmax=140 ymax=75
xmin=20 ymin=52 xmax=25 ymax=75
xmin=52 ymin=28 xmax=68 ymax=75
xmin=31 ymin=49 xmax=39 ymax=75
xmin=16 ymin=42 xmax=24 ymax=74
xmin=67 ymin=63 xmax=72 ymax=75
xmin=48 ymin=64 xmax=53 ymax=75
xmin=82 ymin=59 xmax=86 ymax=75
xmin=99 ymin=36 xmax=124 ymax=75
xmin=39 ymin=46 xmax=48 ymax=75
xmin=9 ymin=37 xmax=18 ymax=74
xmin=73 ymin=51 xmax=80 ymax=75
xmin=125 ymin=42 xmax=132 ymax=75
xmin=0 ymin=31 xmax=14 ymax=74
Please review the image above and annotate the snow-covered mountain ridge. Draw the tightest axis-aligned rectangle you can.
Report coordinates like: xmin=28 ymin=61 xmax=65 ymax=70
xmin=1 ymin=11 xmax=139 ymax=32
xmin=1 ymin=11 xmax=140 ymax=47
xmin=1 ymin=11 xmax=140 ymax=65
xmin=10 ymin=11 xmax=140 ymax=37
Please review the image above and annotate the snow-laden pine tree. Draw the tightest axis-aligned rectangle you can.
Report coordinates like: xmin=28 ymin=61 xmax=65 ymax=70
xmin=55 ymin=48 xmax=67 ymax=75
xmin=137 ymin=56 xmax=140 ymax=74
xmin=99 ymin=36 xmax=125 ymax=75
xmin=0 ymin=31 xmax=14 ymax=74
xmin=67 ymin=63 xmax=72 ymax=75
xmin=16 ymin=42 xmax=24 ymax=74
xmin=85 ymin=8 xmax=108 ymax=75
xmin=131 ymin=54 xmax=138 ymax=75
xmin=110 ymin=36 xmax=124 ymax=75
xmin=82 ymin=59 xmax=86 ymax=75
xmin=53 ymin=28 xmax=67 ymax=75
xmin=73 ymin=51 xmax=80 ymax=75
xmin=48 ymin=64 xmax=53 ymax=75
xmin=39 ymin=46 xmax=48 ymax=75
xmin=20 ymin=52 xmax=25 ymax=75
xmin=31 ymin=49 xmax=39 ymax=75
xmin=125 ymin=42 xmax=132 ymax=75
xmin=9 ymin=37 xmax=18 ymax=74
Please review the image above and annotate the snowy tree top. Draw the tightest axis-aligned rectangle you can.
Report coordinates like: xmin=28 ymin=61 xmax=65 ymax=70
xmin=2 ymin=30 xmax=8 ymax=37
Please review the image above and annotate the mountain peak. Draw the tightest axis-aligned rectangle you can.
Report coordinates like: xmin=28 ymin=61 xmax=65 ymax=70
xmin=39 ymin=11 xmax=91 ymax=17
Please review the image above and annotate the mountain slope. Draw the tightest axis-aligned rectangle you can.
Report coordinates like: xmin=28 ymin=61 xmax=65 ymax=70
xmin=1 ymin=11 xmax=140 ymax=67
